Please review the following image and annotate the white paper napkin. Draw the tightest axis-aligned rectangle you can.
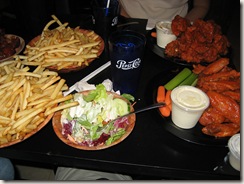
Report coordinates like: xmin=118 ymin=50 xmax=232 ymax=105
xmin=63 ymin=61 xmax=113 ymax=96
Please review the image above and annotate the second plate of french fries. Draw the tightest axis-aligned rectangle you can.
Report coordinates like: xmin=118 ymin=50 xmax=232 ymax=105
xmin=0 ymin=60 xmax=79 ymax=148
xmin=23 ymin=15 xmax=104 ymax=73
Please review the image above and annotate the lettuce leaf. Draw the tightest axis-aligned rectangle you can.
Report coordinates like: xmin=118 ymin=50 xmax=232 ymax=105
xmin=122 ymin=93 xmax=135 ymax=102
xmin=105 ymin=128 xmax=126 ymax=145
xmin=83 ymin=84 xmax=107 ymax=102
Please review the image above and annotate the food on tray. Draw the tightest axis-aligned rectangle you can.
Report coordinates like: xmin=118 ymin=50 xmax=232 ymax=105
xmin=53 ymin=84 xmax=136 ymax=150
xmin=0 ymin=59 xmax=78 ymax=147
xmin=165 ymin=15 xmax=230 ymax=63
xmin=23 ymin=15 xmax=104 ymax=72
xmin=193 ymin=57 xmax=240 ymax=137
xmin=0 ymin=28 xmax=21 ymax=60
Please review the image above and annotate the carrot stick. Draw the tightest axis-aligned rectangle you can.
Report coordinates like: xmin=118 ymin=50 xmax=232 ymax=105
xmin=157 ymin=86 xmax=165 ymax=103
xmin=167 ymin=103 xmax=172 ymax=111
xmin=151 ymin=32 xmax=157 ymax=38
xmin=67 ymin=134 xmax=77 ymax=144
xmin=159 ymin=106 xmax=171 ymax=117
xmin=165 ymin=90 xmax=172 ymax=105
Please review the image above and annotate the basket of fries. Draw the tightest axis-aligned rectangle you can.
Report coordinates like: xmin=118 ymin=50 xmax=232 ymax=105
xmin=24 ymin=15 xmax=104 ymax=73
xmin=0 ymin=60 xmax=79 ymax=148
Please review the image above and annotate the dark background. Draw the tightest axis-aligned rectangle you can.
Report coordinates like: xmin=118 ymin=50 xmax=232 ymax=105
xmin=0 ymin=0 xmax=240 ymax=71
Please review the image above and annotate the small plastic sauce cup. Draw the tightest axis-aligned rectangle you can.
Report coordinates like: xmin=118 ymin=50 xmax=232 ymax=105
xmin=228 ymin=133 xmax=240 ymax=171
xmin=155 ymin=21 xmax=176 ymax=48
xmin=171 ymin=86 xmax=210 ymax=129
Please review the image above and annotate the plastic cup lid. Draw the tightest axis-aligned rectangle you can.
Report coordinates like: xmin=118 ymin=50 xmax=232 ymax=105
xmin=228 ymin=133 xmax=240 ymax=160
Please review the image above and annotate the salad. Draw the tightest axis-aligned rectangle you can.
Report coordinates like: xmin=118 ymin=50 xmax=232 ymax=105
xmin=61 ymin=84 xmax=135 ymax=147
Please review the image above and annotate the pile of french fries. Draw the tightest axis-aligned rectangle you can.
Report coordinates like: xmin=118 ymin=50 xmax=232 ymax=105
xmin=0 ymin=58 xmax=79 ymax=146
xmin=22 ymin=15 xmax=103 ymax=71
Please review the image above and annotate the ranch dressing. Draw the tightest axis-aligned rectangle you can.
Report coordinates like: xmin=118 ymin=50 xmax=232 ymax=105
xmin=158 ymin=22 xmax=173 ymax=34
xmin=156 ymin=20 xmax=176 ymax=48
xmin=176 ymin=87 xmax=208 ymax=109
xmin=171 ymin=86 xmax=209 ymax=129
xmin=228 ymin=133 xmax=240 ymax=171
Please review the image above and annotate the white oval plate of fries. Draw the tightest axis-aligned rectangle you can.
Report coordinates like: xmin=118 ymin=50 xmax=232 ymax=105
xmin=24 ymin=15 xmax=104 ymax=73
xmin=0 ymin=60 xmax=79 ymax=148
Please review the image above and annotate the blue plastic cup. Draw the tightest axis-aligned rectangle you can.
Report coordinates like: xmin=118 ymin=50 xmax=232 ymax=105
xmin=92 ymin=0 xmax=119 ymax=41
xmin=109 ymin=30 xmax=146 ymax=96
xmin=92 ymin=0 xmax=119 ymax=60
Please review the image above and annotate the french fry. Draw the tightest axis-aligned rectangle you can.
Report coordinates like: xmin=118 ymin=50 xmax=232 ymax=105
xmin=26 ymin=124 xmax=37 ymax=130
xmin=0 ymin=92 xmax=12 ymax=110
xmin=44 ymin=101 xmax=79 ymax=116
xmin=15 ymin=108 xmax=36 ymax=119
xmin=0 ymin=80 xmax=15 ymax=90
xmin=32 ymin=117 xmax=45 ymax=127
xmin=40 ymin=40 xmax=80 ymax=51
xmin=45 ymin=55 xmax=85 ymax=62
xmin=45 ymin=94 xmax=73 ymax=108
xmin=57 ymin=62 xmax=73 ymax=70
xmin=11 ymin=98 xmax=20 ymax=120
xmin=28 ymin=51 xmax=46 ymax=62
xmin=22 ymin=81 xmax=31 ymax=110
xmin=43 ymin=20 xmax=56 ymax=31
xmin=12 ymin=107 xmax=44 ymax=129
xmin=50 ymin=79 xmax=66 ymax=99
xmin=27 ymin=97 xmax=52 ymax=107
xmin=19 ymin=92 xmax=24 ymax=111
xmin=3 ymin=127 xmax=11 ymax=136
xmin=51 ymin=14 xmax=63 ymax=26
xmin=41 ymin=70 xmax=58 ymax=76
xmin=41 ymin=76 xmax=61 ymax=90
xmin=34 ymin=101 xmax=51 ymax=110
xmin=6 ymin=88 xmax=22 ymax=108
xmin=0 ymin=137 xmax=8 ymax=144
xmin=12 ymin=78 xmax=26 ymax=92
xmin=0 ymin=116 xmax=12 ymax=124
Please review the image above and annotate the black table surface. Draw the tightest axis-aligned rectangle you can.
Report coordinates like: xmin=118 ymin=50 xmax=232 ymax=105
xmin=0 ymin=16 xmax=240 ymax=180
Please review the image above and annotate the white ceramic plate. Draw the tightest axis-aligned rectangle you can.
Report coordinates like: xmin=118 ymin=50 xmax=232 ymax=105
xmin=0 ymin=34 xmax=25 ymax=62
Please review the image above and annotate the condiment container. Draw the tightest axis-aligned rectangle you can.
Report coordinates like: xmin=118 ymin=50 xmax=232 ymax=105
xmin=228 ymin=133 xmax=240 ymax=171
xmin=171 ymin=86 xmax=210 ymax=129
xmin=155 ymin=21 xmax=176 ymax=48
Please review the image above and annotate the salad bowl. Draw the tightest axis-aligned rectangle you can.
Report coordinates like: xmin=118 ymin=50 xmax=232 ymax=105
xmin=52 ymin=88 xmax=136 ymax=150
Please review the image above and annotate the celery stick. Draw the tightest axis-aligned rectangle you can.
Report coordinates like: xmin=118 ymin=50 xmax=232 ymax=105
xmin=191 ymin=78 xmax=198 ymax=86
xmin=164 ymin=68 xmax=192 ymax=90
xmin=179 ymin=73 xmax=198 ymax=86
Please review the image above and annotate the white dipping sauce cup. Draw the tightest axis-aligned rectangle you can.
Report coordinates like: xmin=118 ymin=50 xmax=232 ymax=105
xmin=171 ymin=86 xmax=210 ymax=129
xmin=228 ymin=133 xmax=240 ymax=171
xmin=155 ymin=21 xmax=176 ymax=48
